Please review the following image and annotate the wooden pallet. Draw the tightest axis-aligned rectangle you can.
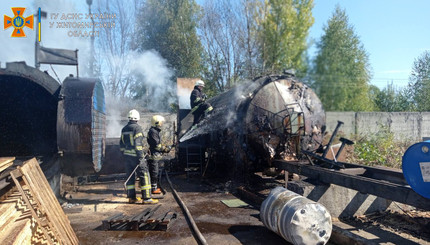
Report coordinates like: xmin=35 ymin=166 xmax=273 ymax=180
xmin=5 ymin=158 xmax=79 ymax=245
xmin=102 ymin=205 xmax=177 ymax=231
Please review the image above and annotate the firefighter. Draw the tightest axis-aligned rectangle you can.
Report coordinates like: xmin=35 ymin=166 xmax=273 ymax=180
xmin=147 ymin=115 xmax=173 ymax=194
xmin=120 ymin=109 xmax=158 ymax=204
xmin=190 ymin=79 xmax=213 ymax=126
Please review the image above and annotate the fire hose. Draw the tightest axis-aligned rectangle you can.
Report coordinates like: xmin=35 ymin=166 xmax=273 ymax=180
xmin=164 ymin=169 xmax=208 ymax=245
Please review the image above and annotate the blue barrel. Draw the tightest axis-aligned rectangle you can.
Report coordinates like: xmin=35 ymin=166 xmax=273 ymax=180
xmin=402 ymin=141 xmax=430 ymax=199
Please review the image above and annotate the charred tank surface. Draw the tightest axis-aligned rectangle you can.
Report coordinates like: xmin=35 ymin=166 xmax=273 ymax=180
xmin=179 ymin=74 xmax=325 ymax=181
xmin=57 ymin=76 xmax=106 ymax=176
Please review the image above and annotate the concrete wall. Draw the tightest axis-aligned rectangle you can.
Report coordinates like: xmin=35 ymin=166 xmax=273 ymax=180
xmin=326 ymin=112 xmax=430 ymax=141
xmin=287 ymin=180 xmax=412 ymax=218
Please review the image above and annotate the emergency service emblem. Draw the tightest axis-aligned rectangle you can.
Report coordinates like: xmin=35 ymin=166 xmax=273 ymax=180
xmin=4 ymin=7 xmax=33 ymax=37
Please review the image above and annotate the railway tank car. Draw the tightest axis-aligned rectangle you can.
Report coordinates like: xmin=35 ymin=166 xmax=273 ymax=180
xmin=178 ymin=73 xmax=326 ymax=181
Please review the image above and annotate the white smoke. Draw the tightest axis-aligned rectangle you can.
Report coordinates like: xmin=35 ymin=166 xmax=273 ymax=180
xmin=178 ymin=86 xmax=192 ymax=109
xmin=129 ymin=50 xmax=175 ymax=112
xmin=105 ymin=91 xmax=129 ymax=138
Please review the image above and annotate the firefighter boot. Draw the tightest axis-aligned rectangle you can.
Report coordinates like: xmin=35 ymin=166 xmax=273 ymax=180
xmin=152 ymin=184 xmax=162 ymax=194
xmin=142 ymin=198 xmax=159 ymax=204
xmin=128 ymin=197 xmax=141 ymax=204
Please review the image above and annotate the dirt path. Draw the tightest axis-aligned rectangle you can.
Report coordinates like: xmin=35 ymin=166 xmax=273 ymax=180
xmin=63 ymin=174 xmax=287 ymax=245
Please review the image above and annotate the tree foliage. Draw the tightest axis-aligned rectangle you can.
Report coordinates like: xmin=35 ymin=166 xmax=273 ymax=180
xmin=408 ymin=50 xmax=430 ymax=111
xmin=312 ymin=6 xmax=373 ymax=111
xmin=95 ymin=0 xmax=139 ymax=98
xmin=373 ymin=83 xmax=413 ymax=111
xmin=260 ymin=0 xmax=314 ymax=75
xmin=199 ymin=0 xmax=262 ymax=94
xmin=135 ymin=0 xmax=203 ymax=78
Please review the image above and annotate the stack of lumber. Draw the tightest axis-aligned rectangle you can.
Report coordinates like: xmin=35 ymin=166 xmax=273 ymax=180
xmin=0 ymin=157 xmax=14 ymax=173
xmin=0 ymin=157 xmax=79 ymax=245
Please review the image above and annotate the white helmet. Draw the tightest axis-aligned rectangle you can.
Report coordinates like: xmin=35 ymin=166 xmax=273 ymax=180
xmin=195 ymin=79 xmax=205 ymax=87
xmin=151 ymin=115 xmax=165 ymax=128
xmin=128 ymin=109 xmax=140 ymax=121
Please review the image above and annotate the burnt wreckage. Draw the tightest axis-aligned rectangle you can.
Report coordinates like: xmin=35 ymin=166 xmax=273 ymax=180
xmin=178 ymin=74 xmax=326 ymax=181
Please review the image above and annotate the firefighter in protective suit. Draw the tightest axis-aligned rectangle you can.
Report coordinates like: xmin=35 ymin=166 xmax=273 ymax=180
xmin=120 ymin=109 xmax=158 ymax=204
xmin=190 ymin=80 xmax=213 ymax=126
xmin=147 ymin=115 xmax=173 ymax=194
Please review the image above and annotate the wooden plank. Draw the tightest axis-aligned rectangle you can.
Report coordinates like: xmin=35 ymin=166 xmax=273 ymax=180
xmin=9 ymin=170 xmax=53 ymax=245
xmin=20 ymin=158 xmax=79 ymax=244
xmin=21 ymin=159 xmax=79 ymax=244
xmin=0 ymin=162 xmax=13 ymax=173
xmin=142 ymin=204 xmax=161 ymax=222
xmin=0 ymin=194 xmax=22 ymax=231
xmin=26 ymin=159 xmax=78 ymax=243
xmin=20 ymin=162 xmax=66 ymax=243
xmin=158 ymin=212 xmax=177 ymax=231
xmin=0 ymin=157 xmax=15 ymax=167
xmin=130 ymin=208 xmax=151 ymax=221
xmin=0 ymin=218 xmax=32 ymax=245
xmin=105 ymin=213 xmax=123 ymax=222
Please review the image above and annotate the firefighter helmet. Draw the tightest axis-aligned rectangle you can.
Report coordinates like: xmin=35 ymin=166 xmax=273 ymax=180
xmin=151 ymin=115 xmax=165 ymax=128
xmin=195 ymin=79 xmax=205 ymax=87
xmin=128 ymin=109 xmax=140 ymax=121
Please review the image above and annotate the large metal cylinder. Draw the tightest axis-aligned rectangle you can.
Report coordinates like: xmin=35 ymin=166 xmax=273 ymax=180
xmin=402 ymin=141 xmax=430 ymax=199
xmin=178 ymin=74 xmax=325 ymax=180
xmin=260 ymin=187 xmax=332 ymax=245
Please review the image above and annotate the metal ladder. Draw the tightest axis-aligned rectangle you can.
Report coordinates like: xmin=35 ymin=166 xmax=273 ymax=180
xmin=185 ymin=141 xmax=204 ymax=178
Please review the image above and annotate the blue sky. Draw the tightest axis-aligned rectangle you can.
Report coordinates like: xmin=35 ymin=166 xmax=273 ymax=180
xmin=309 ymin=0 xmax=430 ymax=89
xmin=1 ymin=0 xmax=429 ymax=90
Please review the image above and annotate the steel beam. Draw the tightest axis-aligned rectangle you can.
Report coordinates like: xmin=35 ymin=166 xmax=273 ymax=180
xmin=273 ymin=160 xmax=430 ymax=211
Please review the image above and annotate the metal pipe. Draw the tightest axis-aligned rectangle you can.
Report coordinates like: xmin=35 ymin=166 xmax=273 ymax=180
xmin=322 ymin=121 xmax=344 ymax=158
xmin=164 ymin=170 xmax=208 ymax=245
xmin=335 ymin=137 xmax=354 ymax=160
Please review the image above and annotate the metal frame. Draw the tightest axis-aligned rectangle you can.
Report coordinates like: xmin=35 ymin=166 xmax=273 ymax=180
xmin=273 ymin=160 xmax=430 ymax=210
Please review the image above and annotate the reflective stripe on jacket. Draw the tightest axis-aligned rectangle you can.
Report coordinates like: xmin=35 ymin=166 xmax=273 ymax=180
xmin=147 ymin=126 xmax=165 ymax=159
xmin=120 ymin=121 xmax=144 ymax=158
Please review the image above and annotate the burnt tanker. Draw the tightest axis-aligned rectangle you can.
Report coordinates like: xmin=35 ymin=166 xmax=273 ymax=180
xmin=178 ymin=74 xmax=326 ymax=181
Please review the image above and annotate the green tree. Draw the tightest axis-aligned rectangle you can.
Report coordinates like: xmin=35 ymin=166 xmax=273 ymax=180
xmin=199 ymin=0 xmax=263 ymax=94
xmin=408 ymin=51 xmax=430 ymax=111
xmin=260 ymin=0 xmax=314 ymax=75
xmin=374 ymin=83 xmax=398 ymax=111
xmin=135 ymin=0 xmax=203 ymax=78
xmin=312 ymin=6 xmax=373 ymax=111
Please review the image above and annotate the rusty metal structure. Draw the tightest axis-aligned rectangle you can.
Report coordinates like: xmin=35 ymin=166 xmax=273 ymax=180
xmin=178 ymin=74 xmax=325 ymax=181
xmin=0 ymin=62 xmax=106 ymax=176
xmin=57 ymin=76 xmax=106 ymax=175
